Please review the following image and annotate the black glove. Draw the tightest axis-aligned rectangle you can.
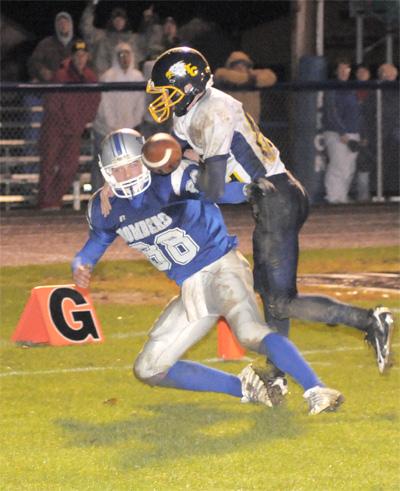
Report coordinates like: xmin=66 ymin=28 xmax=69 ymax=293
xmin=244 ymin=177 xmax=275 ymax=201
xmin=347 ymin=140 xmax=360 ymax=153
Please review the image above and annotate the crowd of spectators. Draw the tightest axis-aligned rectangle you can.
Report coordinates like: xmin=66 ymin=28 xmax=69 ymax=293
xmin=1 ymin=1 xmax=398 ymax=208
xmin=322 ymin=58 xmax=399 ymax=204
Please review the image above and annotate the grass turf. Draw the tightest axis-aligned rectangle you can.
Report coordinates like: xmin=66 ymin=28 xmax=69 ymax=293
xmin=0 ymin=247 xmax=399 ymax=490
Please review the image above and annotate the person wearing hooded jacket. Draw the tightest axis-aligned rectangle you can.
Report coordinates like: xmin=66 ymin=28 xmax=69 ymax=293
xmin=28 ymin=11 xmax=75 ymax=82
xmin=91 ymin=42 xmax=146 ymax=191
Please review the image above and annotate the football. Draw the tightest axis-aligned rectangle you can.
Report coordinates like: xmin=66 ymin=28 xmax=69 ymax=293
xmin=142 ymin=133 xmax=182 ymax=175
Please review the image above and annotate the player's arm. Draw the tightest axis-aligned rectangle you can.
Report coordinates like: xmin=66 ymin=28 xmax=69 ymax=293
xmin=196 ymin=102 xmax=235 ymax=201
xmin=177 ymin=161 xmax=248 ymax=204
xmin=72 ymin=197 xmax=117 ymax=288
xmin=72 ymin=232 xmax=113 ymax=288
xmin=197 ymin=155 xmax=228 ymax=202
xmin=171 ymin=131 xmax=192 ymax=152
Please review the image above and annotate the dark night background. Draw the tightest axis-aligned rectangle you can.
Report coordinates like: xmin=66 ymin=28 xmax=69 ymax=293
xmin=2 ymin=1 xmax=291 ymax=34
xmin=1 ymin=1 xmax=292 ymax=80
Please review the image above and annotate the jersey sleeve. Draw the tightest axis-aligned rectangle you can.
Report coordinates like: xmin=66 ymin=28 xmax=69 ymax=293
xmin=201 ymin=100 xmax=235 ymax=160
xmin=169 ymin=159 xmax=247 ymax=204
xmin=72 ymin=193 xmax=117 ymax=272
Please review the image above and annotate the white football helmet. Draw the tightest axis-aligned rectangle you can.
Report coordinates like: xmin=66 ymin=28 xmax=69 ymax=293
xmin=99 ymin=128 xmax=150 ymax=198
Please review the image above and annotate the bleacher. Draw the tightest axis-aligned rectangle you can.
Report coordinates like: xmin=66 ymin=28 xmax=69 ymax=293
xmin=0 ymin=98 xmax=94 ymax=210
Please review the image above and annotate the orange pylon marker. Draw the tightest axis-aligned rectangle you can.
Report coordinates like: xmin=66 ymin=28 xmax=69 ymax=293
xmin=217 ymin=317 xmax=246 ymax=360
xmin=11 ymin=284 xmax=104 ymax=346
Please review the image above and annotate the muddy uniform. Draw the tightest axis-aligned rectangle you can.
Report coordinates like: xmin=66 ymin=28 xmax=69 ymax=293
xmin=173 ymin=87 xmax=374 ymax=336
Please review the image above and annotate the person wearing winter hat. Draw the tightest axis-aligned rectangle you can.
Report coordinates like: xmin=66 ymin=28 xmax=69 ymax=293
xmin=214 ymin=51 xmax=277 ymax=124
xmin=28 ymin=11 xmax=76 ymax=82
xmin=37 ymin=38 xmax=100 ymax=210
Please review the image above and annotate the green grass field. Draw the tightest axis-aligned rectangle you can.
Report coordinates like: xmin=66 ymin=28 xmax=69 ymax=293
xmin=1 ymin=247 xmax=399 ymax=490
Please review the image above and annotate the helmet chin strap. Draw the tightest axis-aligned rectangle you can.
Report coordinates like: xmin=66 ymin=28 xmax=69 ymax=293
xmin=186 ymin=90 xmax=206 ymax=112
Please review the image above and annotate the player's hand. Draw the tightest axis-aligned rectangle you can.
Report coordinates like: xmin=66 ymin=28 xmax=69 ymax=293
xmin=143 ymin=4 xmax=154 ymax=20
xmin=244 ymin=178 xmax=276 ymax=200
xmin=100 ymin=183 xmax=113 ymax=217
xmin=340 ymin=134 xmax=350 ymax=144
xmin=73 ymin=265 xmax=92 ymax=289
xmin=183 ymin=148 xmax=200 ymax=162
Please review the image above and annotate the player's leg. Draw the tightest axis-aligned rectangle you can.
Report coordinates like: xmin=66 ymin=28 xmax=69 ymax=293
xmin=133 ymin=295 xmax=243 ymax=398
xmin=212 ymin=250 xmax=343 ymax=413
xmin=251 ymin=174 xmax=394 ymax=372
xmin=251 ymin=172 xmax=308 ymax=337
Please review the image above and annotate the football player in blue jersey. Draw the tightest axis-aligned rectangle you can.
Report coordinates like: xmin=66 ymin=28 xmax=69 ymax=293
xmin=73 ymin=128 xmax=344 ymax=415
xmin=143 ymin=47 xmax=394 ymax=374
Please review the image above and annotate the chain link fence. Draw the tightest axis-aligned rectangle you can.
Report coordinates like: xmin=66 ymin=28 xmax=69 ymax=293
xmin=0 ymin=81 xmax=398 ymax=210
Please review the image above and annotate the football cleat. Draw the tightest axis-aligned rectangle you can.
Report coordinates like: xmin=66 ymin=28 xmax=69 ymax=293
xmin=303 ymin=386 xmax=344 ymax=415
xmin=238 ymin=364 xmax=287 ymax=407
xmin=365 ymin=307 xmax=394 ymax=374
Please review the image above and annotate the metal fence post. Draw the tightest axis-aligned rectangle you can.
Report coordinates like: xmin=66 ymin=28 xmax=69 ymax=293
xmin=375 ymin=88 xmax=384 ymax=202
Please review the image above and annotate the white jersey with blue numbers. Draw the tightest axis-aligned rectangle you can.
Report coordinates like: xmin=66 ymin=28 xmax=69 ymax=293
xmin=173 ymin=87 xmax=286 ymax=183
xmin=84 ymin=161 xmax=238 ymax=285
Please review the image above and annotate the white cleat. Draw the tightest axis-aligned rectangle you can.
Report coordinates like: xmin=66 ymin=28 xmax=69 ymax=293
xmin=303 ymin=386 xmax=344 ymax=415
xmin=365 ymin=307 xmax=394 ymax=374
xmin=238 ymin=364 xmax=288 ymax=407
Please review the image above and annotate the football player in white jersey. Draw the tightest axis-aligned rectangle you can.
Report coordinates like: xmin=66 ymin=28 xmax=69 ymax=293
xmin=73 ymin=128 xmax=344 ymax=415
xmin=145 ymin=47 xmax=394 ymax=374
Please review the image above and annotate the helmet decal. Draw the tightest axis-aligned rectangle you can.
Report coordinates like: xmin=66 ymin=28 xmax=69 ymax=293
xmin=165 ymin=62 xmax=198 ymax=81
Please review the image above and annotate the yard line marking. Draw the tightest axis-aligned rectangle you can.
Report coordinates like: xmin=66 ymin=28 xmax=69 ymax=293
xmin=108 ymin=331 xmax=147 ymax=339
xmin=302 ymin=342 xmax=399 ymax=356
xmin=1 ymin=344 xmax=398 ymax=378
xmin=0 ymin=366 xmax=132 ymax=378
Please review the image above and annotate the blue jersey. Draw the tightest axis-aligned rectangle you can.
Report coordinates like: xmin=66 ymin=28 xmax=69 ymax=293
xmin=74 ymin=161 xmax=242 ymax=285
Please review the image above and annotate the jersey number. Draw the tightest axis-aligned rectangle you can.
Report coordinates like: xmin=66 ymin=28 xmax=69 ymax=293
xmin=131 ymin=228 xmax=199 ymax=271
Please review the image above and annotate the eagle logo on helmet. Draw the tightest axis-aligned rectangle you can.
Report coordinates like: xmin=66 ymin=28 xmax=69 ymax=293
xmin=165 ymin=61 xmax=199 ymax=82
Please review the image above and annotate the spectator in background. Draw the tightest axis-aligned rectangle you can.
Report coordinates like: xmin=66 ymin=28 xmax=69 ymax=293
xmin=214 ymin=51 xmax=277 ymax=124
xmin=355 ymin=64 xmax=371 ymax=102
xmin=28 ymin=11 xmax=75 ymax=82
xmin=137 ymin=4 xmax=163 ymax=58
xmin=355 ymin=63 xmax=373 ymax=202
xmin=80 ymin=1 xmax=142 ymax=75
xmin=322 ymin=58 xmax=361 ymax=204
xmin=38 ymin=40 xmax=100 ymax=210
xmin=79 ymin=1 xmax=162 ymax=75
xmin=91 ymin=42 xmax=146 ymax=191
xmin=160 ymin=17 xmax=182 ymax=51
xmin=26 ymin=12 xmax=76 ymax=167
xmin=377 ymin=63 xmax=399 ymax=198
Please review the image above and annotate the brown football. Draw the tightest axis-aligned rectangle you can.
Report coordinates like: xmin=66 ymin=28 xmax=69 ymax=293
xmin=142 ymin=133 xmax=182 ymax=175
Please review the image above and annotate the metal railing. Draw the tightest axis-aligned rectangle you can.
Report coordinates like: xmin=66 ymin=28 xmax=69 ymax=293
xmin=0 ymin=80 xmax=398 ymax=210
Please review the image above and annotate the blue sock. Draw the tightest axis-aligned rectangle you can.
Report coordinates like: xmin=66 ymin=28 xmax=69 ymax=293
xmin=158 ymin=360 xmax=242 ymax=397
xmin=260 ymin=333 xmax=323 ymax=391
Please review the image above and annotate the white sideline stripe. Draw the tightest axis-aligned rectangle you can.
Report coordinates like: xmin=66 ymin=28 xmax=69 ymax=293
xmin=1 ymin=343 xmax=398 ymax=378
